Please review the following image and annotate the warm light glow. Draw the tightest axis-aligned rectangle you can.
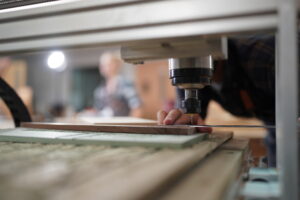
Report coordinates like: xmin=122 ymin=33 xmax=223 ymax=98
xmin=47 ymin=51 xmax=66 ymax=71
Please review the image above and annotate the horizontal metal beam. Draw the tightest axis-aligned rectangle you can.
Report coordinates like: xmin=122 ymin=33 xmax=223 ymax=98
xmin=0 ymin=0 xmax=278 ymax=54
xmin=0 ymin=0 xmax=142 ymax=21
xmin=0 ymin=14 xmax=277 ymax=54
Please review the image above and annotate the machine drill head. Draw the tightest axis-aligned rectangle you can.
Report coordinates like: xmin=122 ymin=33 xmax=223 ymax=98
xmin=168 ymin=56 xmax=213 ymax=114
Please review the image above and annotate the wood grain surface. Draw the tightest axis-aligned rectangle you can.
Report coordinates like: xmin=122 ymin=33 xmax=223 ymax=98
xmin=160 ymin=139 xmax=248 ymax=200
xmin=0 ymin=132 xmax=233 ymax=200
xmin=21 ymin=122 xmax=196 ymax=135
xmin=52 ymin=132 xmax=233 ymax=200
xmin=161 ymin=150 xmax=243 ymax=200
xmin=21 ymin=122 xmax=197 ymax=135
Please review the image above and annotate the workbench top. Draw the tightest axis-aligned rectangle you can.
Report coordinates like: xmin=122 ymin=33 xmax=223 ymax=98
xmin=0 ymin=132 xmax=249 ymax=200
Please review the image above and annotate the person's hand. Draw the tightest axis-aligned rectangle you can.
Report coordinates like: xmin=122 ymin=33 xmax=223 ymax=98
xmin=157 ymin=109 xmax=212 ymax=133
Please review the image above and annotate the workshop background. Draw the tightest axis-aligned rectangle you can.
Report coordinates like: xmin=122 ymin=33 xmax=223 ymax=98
xmin=0 ymin=46 xmax=267 ymax=165
xmin=0 ymin=47 xmax=265 ymax=130
xmin=0 ymin=0 xmax=298 ymax=199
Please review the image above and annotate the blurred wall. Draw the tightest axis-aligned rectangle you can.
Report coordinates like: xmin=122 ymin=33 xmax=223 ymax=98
xmin=26 ymin=54 xmax=71 ymax=115
xmin=23 ymin=46 xmax=133 ymax=115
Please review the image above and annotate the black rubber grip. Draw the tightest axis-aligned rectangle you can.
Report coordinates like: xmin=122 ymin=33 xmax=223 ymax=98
xmin=0 ymin=77 xmax=31 ymax=127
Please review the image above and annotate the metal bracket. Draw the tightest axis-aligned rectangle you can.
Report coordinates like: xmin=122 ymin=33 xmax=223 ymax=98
xmin=121 ymin=37 xmax=227 ymax=64
xmin=240 ymin=168 xmax=280 ymax=200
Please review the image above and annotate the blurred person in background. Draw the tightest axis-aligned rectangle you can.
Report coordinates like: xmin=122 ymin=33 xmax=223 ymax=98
xmin=94 ymin=52 xmax=142 ymax=117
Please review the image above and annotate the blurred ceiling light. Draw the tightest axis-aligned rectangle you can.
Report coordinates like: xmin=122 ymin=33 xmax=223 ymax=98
xmin=47 ymin=51 xmax=66 ymax=71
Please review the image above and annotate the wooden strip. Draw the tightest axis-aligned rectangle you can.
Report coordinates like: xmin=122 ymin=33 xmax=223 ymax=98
xmin=160 ymin=139 xmax=248 ymax=200
xmin=21 ymin=122 xmax=197 ymax=135
xmin=51 ymin=133 xmax=233 ymax=200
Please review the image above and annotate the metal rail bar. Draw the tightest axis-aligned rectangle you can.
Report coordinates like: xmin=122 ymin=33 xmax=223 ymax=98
xmin=0 ymin=0 xmax=277 ymax=54
xmin=276 ymin=0 xmax=299 ymax=199
xmin=165 ymin=124 xmax=277 ymax=129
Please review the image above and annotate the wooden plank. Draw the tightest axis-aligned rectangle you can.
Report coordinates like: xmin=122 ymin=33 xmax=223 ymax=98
xmin=160 ymin=139 xmax=248 ymax=200
xmin=21 ymin=122 xmax=197 ymax=135
xmin=0 ymin=133 xmax=232 ymax=200
xmin=51 ymin=133 xmax=233 ymax=200
xmin=0 ymin=128 xmax=207 ymax=148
